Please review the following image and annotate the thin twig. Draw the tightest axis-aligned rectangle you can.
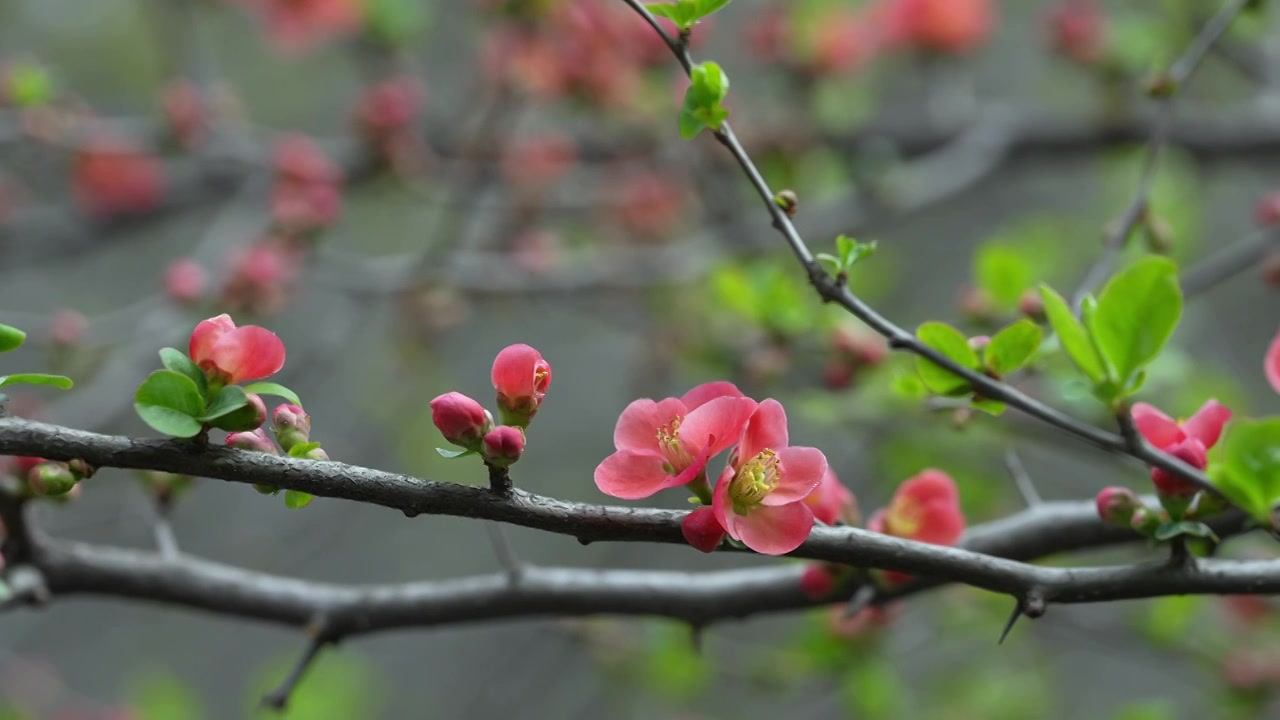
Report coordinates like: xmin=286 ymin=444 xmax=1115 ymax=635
xmin=152 ymin=502 xmax=180 ymax=561
xmin=260 ymin=620 xmax=336 ymax=711
xmin=1181 ymin=226 xmax=1278 ymax=296
xmin=484 ymin=522 xmax=522 ymax=582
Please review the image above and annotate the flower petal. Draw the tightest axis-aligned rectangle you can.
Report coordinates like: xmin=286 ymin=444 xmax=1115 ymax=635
xmin=678 ymin=396 xmax=757 ymax=458
xmin=711 ymin=465 xmax=735 ymax=535
xmin=739 ymin=399 xmax=788 ymax=462
xmin=762 ymin=446 xmax=827 ymax=505
xmin=188 ymin=314 xmax=235 ymax=363
xmin=804 ymin=468 xmax=858 ymax=525
xmin=209 ymin=326 xmax=286 ymax=383
xmin=731 ymin=502 xmax=815 ymax=555
xmin=680 ymin=381 xmax=744 ymax=410
xmin=491 ymin=343 xmax=542 ymax=398
xmin=1268 ymin=327 xmax=1280 ymax=395
xmin=1130 ymin=402 xmax=1183 ymax=449
xmin=612 ymin=398 xmax=686 ymax=453
xmin=1182 ymin=399 xmax=1232 ymax=449
xmin=913 ymin=500 xmax=966 ymax=546
xmin=895 ymin=469 xmax=958 ymax=507
xmin=593 ymin=450 xmax=672 ymax=500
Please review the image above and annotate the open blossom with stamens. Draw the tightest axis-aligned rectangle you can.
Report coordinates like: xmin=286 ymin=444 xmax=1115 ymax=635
xmin=1131 ymin=399 xmax=1231 ymax=498
xmin=869 ymin=469 xmax=965 ymax=585
xmin=595 ymin=382 xmax=757 ymax=500
xmin=712 ymin=399 xmax=828 ymax=555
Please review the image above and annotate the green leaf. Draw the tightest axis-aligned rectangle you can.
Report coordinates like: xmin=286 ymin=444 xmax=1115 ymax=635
xmin=288 ymin=442 xmax=322 ymax=458
xmin=890 ymin=371 xmax=927 ymax=400
xmin=679 ymin=62 xmax=730 ymax=138
xmin=915 ymin=322 xmax=980 ymax=396
xmin=240 ymin=382 xmax=301 ymax=405
xmin=130 ymin=671 xmax=205 ymax=720
xmin=647 ymin=2 xmax=695 ymax=27
xmin=0 ymin=373 xmax=73 ymax=390
xmin=159 ymin=347 xmax=207 ymax=397
xmin=436 ymin=447 xmax=474 ymax=458
xmin=984 ymin=319 xmax=1043 ymax=376
xmin=1208 ymin=417 xmax=1280 ymax=524
xmin=1039 ymin=284 xmax=1106 ymax=382
xmin=1152 ymin=520 xmax=1218 ymax=543
xmin=1090 ymin=256 xmax=1182 ymax=392
xmin=284 ymin=490 xmax=314 ymax=509
xmin=971 ymin=397 xmax=1007 ymax=416
xmin=135 ymin=370 xmax=206 ymax=438
xmin=6 ymin=62 xmax=53 ymax=108
xmin=975 ymin=243 xmax=1035 ymax=308
xmin=198 ymin=386 xmax=249 ymax=422
xmin=694 ymin=0 xmax=733 ymax=19
xmin=364 ymin=0 xmax=427 ymax=45
xmin=0 ymin=324 xmax=25 ymax=352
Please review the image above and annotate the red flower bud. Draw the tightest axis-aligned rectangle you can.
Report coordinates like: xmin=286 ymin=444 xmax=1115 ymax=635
xmin=680 ymin=506 xmax=726 ymax=553
xmin=1047 ymin=0 xmax=1106 ymax=64
xmin=1256 ymin=191 xmax=1280 ymax=227
xmin=1018 ymin=289 xmax=1045 ymax=320
xmin=429 ymin=392 xmax=492 ymax=450
xmin=1095 ymin=486 xmax=1139 ymax=526
xmin=799 ymin=564 xmax=837 ymax=600
xmin=481 ymin=426 xmax=525 ymax=468
xmin=49 ymin=309 xmax=87 ymax=348
xmin=73 ymin=136 xmax=164 ymax=218
xmin=226 ymin=428 xmax=278 ymax=454
xmin=491 ymin=344 xmax=551 ymax=427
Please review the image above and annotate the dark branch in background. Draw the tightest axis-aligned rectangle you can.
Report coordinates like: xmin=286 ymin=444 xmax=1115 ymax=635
xmin=1070 ymin=0 xmax=1252 ymax=308
xmin=261 ymin=620 xmax=335 ymax=711
xmin=1182 ymin=226 xmax=1280 ymax=296
xmin=614 ymin=0 xmax=1238 ymax=503
xmin=1003 ymin=449 xmax=1042 ymax=508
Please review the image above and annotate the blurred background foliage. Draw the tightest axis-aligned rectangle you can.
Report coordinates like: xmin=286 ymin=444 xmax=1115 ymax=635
xmin=2 ymin=0 xmax=1280 ymax=717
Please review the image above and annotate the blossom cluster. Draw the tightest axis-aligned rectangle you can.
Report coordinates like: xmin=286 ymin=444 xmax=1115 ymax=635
xmin=593 ymin=382 xmax=966 ymax=559
xmin=429 ymin=344 xmax=552 ymax=468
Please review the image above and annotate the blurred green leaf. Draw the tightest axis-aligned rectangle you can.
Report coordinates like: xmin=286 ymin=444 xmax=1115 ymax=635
xmin=251 ymin=651 xmax=381 ymax=719
xmin=679 ymin=62 xmax=729 ymax=138
xmin=975 ymin=243 xmax=1035 ymax=309
xmin=915 ymin=322 xmax=980 ymax=396
xmin=1153 ymin=520 xmax=1217 ymax=542
xmin=1039 ymin=285 xmax=1106 ymax=383
xmin=985 ymin=319 xmax=1042 ymax=376
xmin=364 ymin=0 xmax=427 ymax=45
xmin=1208 ymin=417 xmax=1280 ymax=524
xmin=1142 ymin=594 xmax=1203 ymax=646
xmin=284 ymin=490 xmax=314 ymax=509
xmin=241 ymin=382 xmax=301 ymax=406
xmin=0 ymin=373 xmax=73 ymax=390
xmin=6 ymin=62 xmax=53 ymax=107
xmin=134 ymin=370 xmax=205 ymax=438
xmin=0 ymin=324 xmax=25 ymax=353
xmin=642 ymin=622 xmax=708 ymax=700
xmin=288 ymin=442 xmax=323 ymax=458
xmin=842 ymin=657 xmax=905 ymax=720
xmin=1090 ymin=256 xmax=1182 ymax=397
xmin=131 ymin=670 xmax=205 ymax=720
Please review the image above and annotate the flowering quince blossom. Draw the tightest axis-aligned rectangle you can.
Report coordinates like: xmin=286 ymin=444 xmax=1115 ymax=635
xmin=188 ymin=314 xmax=286 ymax=386
xmin=430 ymin=392 xmax=493 ymax=451
xmin=805 ymin=467 xmax=860 ymax=526
xmin=875 ymin=0 xmax=993 ymax=54
xmin=868 ymin=469 xmax=965 ymax=585
xmin=712 ymin=399 xmax=829 ymax=555
xmin=1266 ymin=327 xmax=1280 ymax=394
xmin=1131 ymin=399 xmax=1232 ymax=497
xmin=73 ymin=136 xmax=163 ymax=218
xmin=492 ymin=344 xmax=553 ymax=427
xmin=681 ymin=506 xmax=726 ymax=553
xmin=595 ymin=382 xmax=756 ymax=500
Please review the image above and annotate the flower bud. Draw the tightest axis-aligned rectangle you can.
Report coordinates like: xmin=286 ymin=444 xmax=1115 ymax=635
xmin=272 ymin=403 xmax=311 ymax=451
xmin=775 ymin=189 xmax=798 ymax=217
xmin=67 ymin=458 xmax=94 ymax=481
xmin=967 ymin=335 xmax=990 ymax=352
xmin=1095 ymin=486 xmax=1139 ymax=526
xmin=1150 ymin=440 xmax=1206 ymax=499
xmin=1129 ymin=505 xmax=1162 ymax=535
xmin=28 ymin=462 xmax=77 ymax=497
xmin=799 ymin=564 xmax=837 ymax=600
xmin=210 ymin=393 xmax=268 ymax=433
xmin=49 ymin=309 xmax=87 ymax=348
xmin=680 ymin=506 xmax=725 ymax=553
xmin=429 ymin=392 xmax=493 ymax=450
xmin=226 ymin=428 xmax=277 ymax=454
xmin=1255 ymin=191 xmax=1280 ymax=227
xmin=302 ymin=446 xmax=330 ymax=461
xmin=491 ymin=345 xmax=551 ymax=428
xmin=1017 ymin=289 xmax=1045 ymax=320
xmin=164 ymin=258 xmax=207 ymax=306
xmin=481 ymin=426 xmax=525 ymax=468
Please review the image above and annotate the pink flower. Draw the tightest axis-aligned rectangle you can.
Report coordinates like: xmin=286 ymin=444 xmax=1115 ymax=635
xmin=188 ymin=314 xmax=286 ymax=385
xmin=491 ymin=344 xmax=552 ymax=426
xmin=1256 ymin=191 xmax=1280 ymax=227
xmin=799 ymin=564 xmax=837 ymax=600
xmin=869 ymin=469 xmax=965 ymax=584
xmin=235 ymin=0 xmax=361 ymax=53
xmin=161 ymin=79 xmax=208 ymax=149
xmin=876 ymin=0 xmax=993 ymax=54
xmin=680 ymin=506 xmax=726 ymax=553
xmin=712 ymin=399 xmax=828 ymax=555
xmin=73 ymin=136 xmax=163 ymax=218
xmin=804 ymin=467 xmax=860 ymax=526
xmin=594 ymin=382 xmax=757 ymax=500
xmin=1132 ymin=399 xmax=1232 ymax=497
xmin=164 ymin=258 xmax=207 ymax=305
xmin=430 ymin=392 xmax=493 ymax=450
xmin=1047 ymin=0 xmax=1106 ymax=64
xmin=482 ymin=426 xmax=525 ymax=468
xmin=1267 ymin=328 xmax=1280 ymax=395
xmin=356 ymin=78 xmax=423 ymax=137
xmin=49 ymin=309 xmax=87 ymax=347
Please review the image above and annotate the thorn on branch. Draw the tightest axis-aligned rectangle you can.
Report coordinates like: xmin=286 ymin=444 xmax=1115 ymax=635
xmin=1003 ymin=449 xmax=1042 ymax=507
xmin=998 ymin=590 xmax=1046 ymax=645
xmin=260 ymin=619 xmax=338 ymax=712
xmin=843 ymin=583 xmax=878 ymax=619
xmin=484 ymin=521 xmax=523 ymax=584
